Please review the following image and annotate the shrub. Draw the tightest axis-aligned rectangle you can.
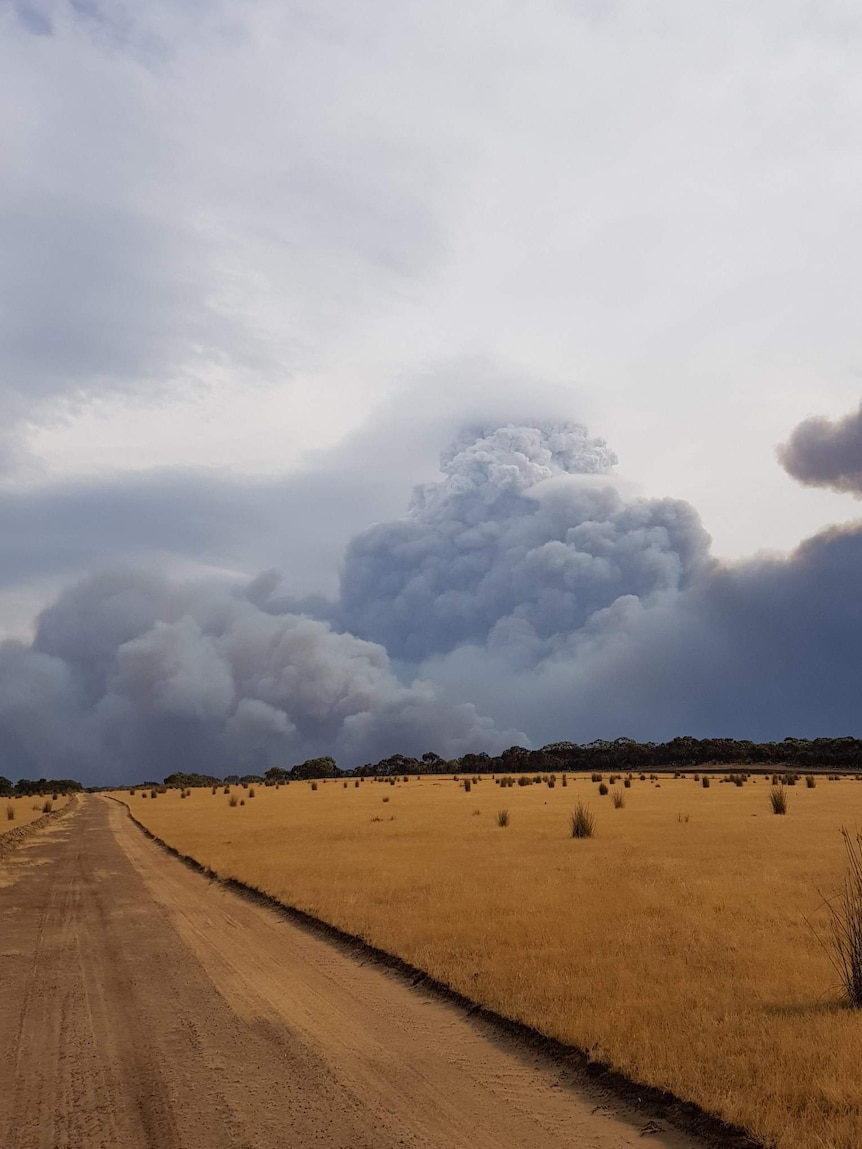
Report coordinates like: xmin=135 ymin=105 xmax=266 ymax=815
xmin=228 ymin=794 xmax=239 ymax=807
xmin=623 ymin=777 xmax=631 ymax=788
xmin=561 ymin=775 xmax=568 ymax=787
xmin=223 ymin=786 xmax=230 ymax=794
xmin=249 ymin=787 xmax=256 ymax=798
xmin=611 ymin=787 xmax=625 ymax=809
xmin=547 ymin=779 xmax=555 ymax=788
xmin=806 ymin=775 xmax=816 ymax=788
xmin=311 ymin=782 xmax=318 ymax=791
xmin=770 ymin=785 xmax=788 ymax=815
xmin=598 ymin=782 xmax=609 ymax=796
xmin=6 ymin=803 xmax=14 ymax=821
xmin=240 ymin=799 xmax=246 ymax=806
xmin=211 ymin=786 xmax=217 ymax=795
xmin=354 ymin=780 xmax=360 ymax=788
xmin=497 ymin=809 xmax=510 ymax=827
xmin=382 ymin=796 xmax=390 ymax=803
xmin=591 ymin=773 xmax=603 ymax=783
xmin=464 ymin=779 xmax=472 ymax=792
xmin=678 ymin=812 xmax=691 ymax=823
xmin=150 ymin=789 xmax=157 ymax=799
xmin=694 ymin=774 xmax=700 ymax=782
xmin=702 ymin=777 xmax=710 ymax=789
xmin=823 ymin=828 xmax=862 ymax=1007
xmin=570 ymin=802 xmax=595 ymax=839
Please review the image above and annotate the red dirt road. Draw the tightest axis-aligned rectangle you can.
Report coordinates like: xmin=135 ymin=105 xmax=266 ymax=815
xmin=0 ymin=797 xmax=702 ymax=1149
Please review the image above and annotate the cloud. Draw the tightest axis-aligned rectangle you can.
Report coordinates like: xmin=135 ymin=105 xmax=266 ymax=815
xmin=4 ymin=409 xmax=862 ymax=785
xmin=779 ymin=401 xmax=862 ymax=495
xmin=0 ymin=569 xmax=519 ymax=785
xmin=338 ymin=422 xmax=709 ymax=661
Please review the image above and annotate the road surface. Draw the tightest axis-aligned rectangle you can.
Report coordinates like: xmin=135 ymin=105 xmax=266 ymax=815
xmin=0 ymin=796 xmax=703 ymax=1149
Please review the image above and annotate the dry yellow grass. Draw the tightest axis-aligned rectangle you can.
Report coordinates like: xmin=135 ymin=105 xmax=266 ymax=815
xmin=114 ymin=775 xmax=862 ymax=1149
xmin=2 ymin=794 xmax=67 ymax=831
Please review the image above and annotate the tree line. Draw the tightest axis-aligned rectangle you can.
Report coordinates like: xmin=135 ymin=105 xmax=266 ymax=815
xmin=0 ymin=776 xmax=84 ymax=798
xmin=158 ymin=737 xmax=862 ymax=786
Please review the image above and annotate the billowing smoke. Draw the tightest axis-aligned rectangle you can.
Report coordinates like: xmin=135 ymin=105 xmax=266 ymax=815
xmin=0 ymin=571 xmax=521 ymax=784
xmin=778 ymin=401 xmax=862 ymax=494
xmin=338 ymin=423 xmax=710 ymax=662
xmin=4 ymin=411 xmax=862 ymax=786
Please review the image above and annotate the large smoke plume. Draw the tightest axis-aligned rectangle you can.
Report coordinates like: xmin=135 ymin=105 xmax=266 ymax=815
xmin=3 ymin=410 xmax=862 ymax=786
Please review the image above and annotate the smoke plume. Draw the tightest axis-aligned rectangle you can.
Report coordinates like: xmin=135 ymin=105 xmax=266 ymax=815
xmin=779 ymin=402 xmax=862 ymax=494
xmin=3 ymin=410 xmax=862 ymax=786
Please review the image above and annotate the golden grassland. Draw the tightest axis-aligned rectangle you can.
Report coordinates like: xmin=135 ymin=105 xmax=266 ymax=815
xmin=113 ymin=774 xmax=862 ymax=1149
xmin=2 ymin=793 xmax=67 ymax=832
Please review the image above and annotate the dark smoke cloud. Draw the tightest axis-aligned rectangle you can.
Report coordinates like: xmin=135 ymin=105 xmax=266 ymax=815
xmin=339 ymin=423 xmax=709 ymax=661
xmin=0 ymin=571 xmax=520 ymax=785
xmin=4 ymin=411 xmax=862 ymax=786
xmin=778 ymin=401 xmax=862 ymax=495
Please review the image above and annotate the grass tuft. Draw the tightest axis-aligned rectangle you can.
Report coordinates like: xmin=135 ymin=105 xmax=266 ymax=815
xmin=570 ymin=802 xmax=595 ymax=839
xmin=611 ymin=787 xmax=625 ymax=809
xmin=822 ymin=828 xmax=862 ymax=1008
xmin=497 ymin=808 xmax=510 ymax=827
xmin=770 ymin=785 xmax=788 ymax=815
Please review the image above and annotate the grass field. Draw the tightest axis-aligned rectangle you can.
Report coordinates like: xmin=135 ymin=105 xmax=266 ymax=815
xmin=2 ymin=794 xmax=67 ymax=832
xmin=114 ymin=773 xmax=862 ymax=1149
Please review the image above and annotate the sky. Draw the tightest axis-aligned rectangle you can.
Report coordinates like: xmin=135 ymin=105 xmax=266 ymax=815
xmin=2 ymin=0 xmax=862 ymax=784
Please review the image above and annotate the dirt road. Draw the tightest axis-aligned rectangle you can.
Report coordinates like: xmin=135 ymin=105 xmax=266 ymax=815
xmin=0 ymin=797 xmax=703 ymax=1149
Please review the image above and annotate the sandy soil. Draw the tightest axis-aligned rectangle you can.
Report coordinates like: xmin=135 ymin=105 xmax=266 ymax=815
xmin=0 ymin=796 xmax=704 ymax=1149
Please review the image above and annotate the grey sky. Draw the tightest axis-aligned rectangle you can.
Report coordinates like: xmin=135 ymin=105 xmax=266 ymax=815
xmin=3 ymin=1 xmax=862 ymax=780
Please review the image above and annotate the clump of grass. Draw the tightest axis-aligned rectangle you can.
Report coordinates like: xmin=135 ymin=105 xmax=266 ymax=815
xmin=382 ymin=795 xmax=390 ymax=803
xmin=598 ymin=782 xmax=609 ymax=796
xmin=822 ymin=828 xmax=862 ymax=1008
xmin=464 ymin=779 xmax=472 ymax=792
xmin=240 ymin=798 xmax=246 ymax=806
xmin=591 ymin=773 xmax=603 ymax=783
xmin=354 ymin=780 xmax=360 ymax=788
xmin=472 ymin=808 xmax=481 ymax=816
xmin=223 ymin=786 xmax=230 ymax=794
xmin=211 ymin=786 xmax=217 ymax=794
xmin=678 ymin=812 xmax=691 ymax=823
xmin=570 ymin=802 xmax=596 ymax=839
xmin=228 ymin=793 xmax=239 ymax=807
xmin=611 ymin=787 xmax=625 ymax=809
xmin=311 ymin=782 xmax=318 ymax=791
xmin=770 ymin=785 xmax=788 ymax=815
xmin=41 ymin=798 xmax=53 ymax=813
xmin=497 ymin=808 xmax=510 ymax=827
xmin=248 ymin=787 xmax=256 ymax=798
xmin=561 ymin=775 xmax=568 ymax=787
xmin=623 ymin=777 xmax=631 ymax=788
xmin=702 ymin=776 xmax=710 ymax=789
xmin=150 ymin=789 xmax=157 ymax=799
xmin=6 ymin=803 xmax=14 ymax=821
xmin=805 ymin=775 xmax=816 ymax=788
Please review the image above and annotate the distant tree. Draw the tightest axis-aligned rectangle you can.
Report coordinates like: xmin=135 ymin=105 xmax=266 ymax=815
xmin=265 ymin=767 xmax=290 ymax=782
xmin=290 ymin=756 xmax=338 ymax=780
xmin=0 ymin=776 xmax=13 ymax=797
